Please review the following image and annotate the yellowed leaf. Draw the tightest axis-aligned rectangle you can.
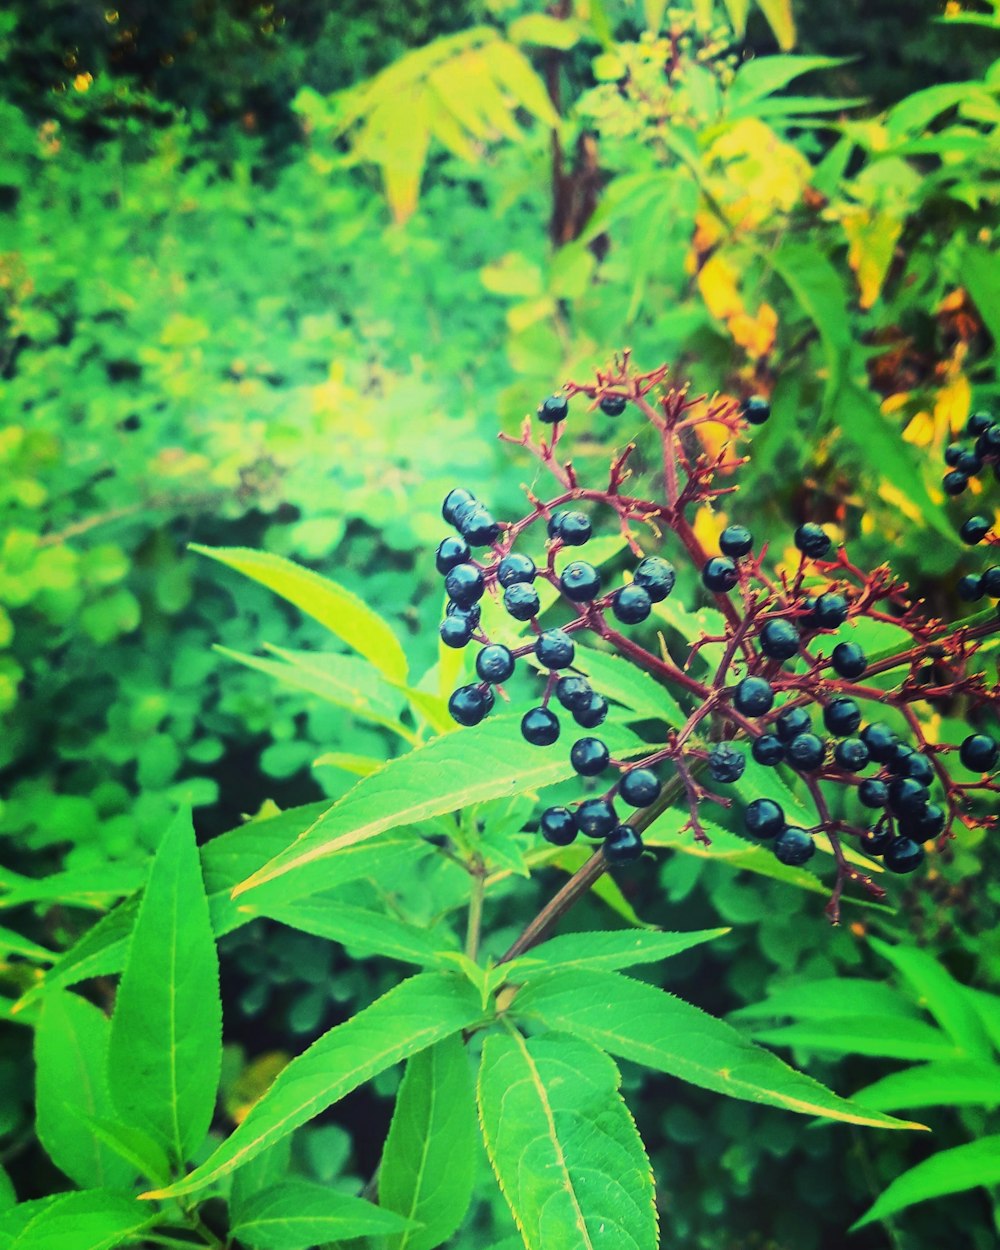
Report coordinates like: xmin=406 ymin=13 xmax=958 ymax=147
xmin=842 ymin=208 xmax=903 ymax=308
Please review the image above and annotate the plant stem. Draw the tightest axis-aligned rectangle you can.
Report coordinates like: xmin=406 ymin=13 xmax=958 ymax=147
xmin=465 ymin=858 xmax=486 ymax=962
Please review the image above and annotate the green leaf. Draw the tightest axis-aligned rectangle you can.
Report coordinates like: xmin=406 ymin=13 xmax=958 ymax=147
xmin=746 ymin=1015 xmax=959 ymax=1062
xmin=508 ymin=13 xmax=581 ymax=49
xmin=731 ymin=978 xmax=920 ymax=1022
xmin=0 ymin=927 xmax=54 ymax=962
xmin=478 ymin=1031 xmax=657 ymax=1250
xmin=0 ymin=1191 xmax=153 ymax=1250
xmin=231 ymin=716 xmax=645 ymax=899
xmin=230 ymin=1181 xmax=410 ymax=1249
xmin=191 ymin=544 xmax=409 ymax=684
xmin=960 ymin=244 xmax=1000 ymax=346
xmin=514 ymin=971 xmax=924 ymax=1129
xmin=379 ymin=1034 xmax=479 ymax=1250
xmin=570 ymin=645 xmax=686 ymax=727
xmin=851 ymin=1135 xmax=1000 ymax=1229
xmin=106 ymin=809 xmax=222 ymax=1164
xmin=512 ymin=928 xmax=729 ymax=980
xmin=868 ymin=938 xmax=993 ymax=1057
xmin=34 ymin=993 xmax=134 ymax=1190
xmin=65 ymin=1113 xmax=171 ymax=1187
xmin=146 ymin=972 xmax=483 ymax=1199
xmin=254 ymin=899 xmax=453 ymax=968
xmin=963 ymin=985 xmax=1000 ymax=1052
xmin=730 ymin=55 xmax=846 ymax=107
xmin=852 ymin=1060 xmax=1000 ymax=1112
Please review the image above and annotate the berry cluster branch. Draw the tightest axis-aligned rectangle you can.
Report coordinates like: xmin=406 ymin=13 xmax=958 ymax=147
xmin=434 ymin=354 xmax=1000 ymax=926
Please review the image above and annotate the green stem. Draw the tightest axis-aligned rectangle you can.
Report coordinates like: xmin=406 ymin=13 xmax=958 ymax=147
xmin=465 ymin=860 xmax=486 ymax=962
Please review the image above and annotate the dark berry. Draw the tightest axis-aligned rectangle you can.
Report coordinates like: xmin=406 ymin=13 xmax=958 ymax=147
xmin=886 ymin=777 xmax=930 ymax=817
xmin=560 ymin=561 xmax=601 ymax=602
xmin=776 ymin=706 xmax=811 ymax=742
xmin=794 ymin=523 xmax=831 ymax=558
xmin=773 ymin=827 xmax=815 ymax=866
xmin=943 ymin=470 xmax=969 ymax=496
xmin=888 ymin=743 xmax=916 ymax=775
xmin=831 ymin=642 xmax=866 ymax=678
xmin=449 ymin=685 xmax=490 ymax=727
xmin=809 ymin=592 xmax=848 ymax=630
xmin=604 ymin=825 xmax=644 ymax=863
xmin=442 ymin=488 xmax=476 ymax=526
xmin=633 ymin=556 xmax=677 ymax=602
xmin=834 ymin=738 xmax=870 ymax=772
xmin=741 ymin=396 xmax=771 ymax=425
xmin=576 ymin=798 xmax=617 ymax=838
xmin=447 ymin=599 xmax=480 ymax=624
xmin=967 ymin=411 xmax=994 ymax=436
xmin=960 ymin=516 xmax=991 ymax=545
xmin=537 ymin=393 xmax=569 ymax=424
xmin=787 ymin=733 xmax=825 ymax=771
xmin=824 ymin=698 xmax=862 ymax=737
xmin=612 ymin=583 xmax=652 ymax=624
xmin=439 ymin=615 xmax=473 ymax=649
xmin=573 ymin=692 xmax=609 ymax=728
xmin=571 ymin=736 xmax=610 ymax=776
xmin=558 ymin=512 xmax=593 ymax=546
xmin=859 ymin=825 xmax=892 ymax=855
xmin=759 ymin=619 xmax=800 ymax=661
xmin=958 ymin=574 xmax=983 ymax=601
xmin=436 ymin=536 xmax=470 ymax=574
xmin=503 ymin=583 xmax=540 ymax=621
xmin=476 ymin=644 xmax=515 ymax=684
xmin=548 ymin=511 xmax=569 ymax=540
xmin=858 ymin=778 xmax=889 ymax=808
xmin=981 ymin=567 xmax=1000 ymax=597
xmin=911 ymin=802 xmax=945 ymax=839
xmin=444 ymin=563 xmax=485 ymax=608
xmin=752 ymin=734 xmax=785 ymax=766
xmin=540 ymin=806 xmax=577 ymax=845
xmin=956 ymin=449 xmax=982 ymax=476
xmin=459 ymin=504 xmax=501 ymax=547
xmin=708 ymin=743 xmax=745 ymax=783
xmin=720 ymin=524 xmax=753 ymax=558
xmin=702 ymin=556 xmax=739 ymax=592
xmin=884 ymin=837 xmax=925 ymax=874
xmin=860 ymin=722 xmax=900 ymax=764
xmin=497 ymin=553 xmax=536 ymax=586
xmin=600 ymin=394 xmax=627 ymax=416
xmin=535 ymin=629 xmax=575 ymax=669
xmin=734 ymin=676 xmax=775 ymax=716
xmin=900 ymin=752 xmax=934 ymax=785
xmin=744 ymin=798 xmax=785 ymax=839
xmin=960 ymin=733 xmax=999 ymax=772
xmin=944 ymin=443 xmax=964 ymax=466
xmin=521 ymin=707 xmax=561 ymax=746
xmin=619 ymin=768 xmax=661 ymax=807
xmin=980 ymin=424 xmax=1000 ymax=452
xmin=555 ymin=675 xmax=593 ymax=711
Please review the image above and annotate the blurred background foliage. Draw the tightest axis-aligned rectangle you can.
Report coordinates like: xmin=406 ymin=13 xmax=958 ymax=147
xmin=1 ymin=0 xmax=999 ymax=1245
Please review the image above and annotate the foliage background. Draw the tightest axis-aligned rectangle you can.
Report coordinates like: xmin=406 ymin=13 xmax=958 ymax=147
xmin=1 ymin=0 xmax=998 ymax=1246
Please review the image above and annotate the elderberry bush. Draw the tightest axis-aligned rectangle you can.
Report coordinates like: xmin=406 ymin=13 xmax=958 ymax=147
xmin=433 ymin=355 xmax=1000 ymax=920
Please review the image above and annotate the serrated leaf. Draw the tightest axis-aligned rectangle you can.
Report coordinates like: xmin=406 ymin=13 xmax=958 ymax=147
xmin=232 ymin=716 xmax=645 ymax=899
xmin=253 ymin=899 xmax=453 ymax=968
xmin=746 ymin=1015 xmax=959 ymax=1062
xmin=869 ymin=938 xmax=993 ymax=1057
xmin=511 ymin=928 xmax=729 ymax=981
xmin=478 ymin=1031 xmax=657 ymax=1250
xmin=231 ymin=1181 xmax=409 ymax=1249
xmin=730 ymin=978 xmax=920 ymax=1022
xmin=570 ymin=645 xmax=686 ymax=726
xmin=145 ymin=973 xmax=483 ymax=1199
xmin=191 ymin=545 xmax=408 ymax=684
xmin=65 ymin=1112 xmax=171 ymax=1187
xmin=0 ymin=1191 xmax=153 ymax=1250
xmin=379 ymin=1034 xmax=478 ymax=1249
xmin=514 ymin=971 xmax=924 ymax=1129
xmin=851 ymin=1135 xmax=1000 ymax=1229
xmin=34 ymin=993 xmax=135 ymax=1190
xmin=106 ymin=809 xmax=222 ymax=1164
xmin=851 ymin=1060 xmax=1000 ymax=1112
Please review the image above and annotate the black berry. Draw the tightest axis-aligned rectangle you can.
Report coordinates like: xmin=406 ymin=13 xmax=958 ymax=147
xmin=957 ymin=574 xmax=983 ymax=601
xmin=708 ymin=743 xmax=745 ymax=783
xmin=759 ymin=618 xmax=800 ymax=661
xmin=571 ymin=736 xmax=610 ymax=776
xmin=440 ymin=615 xmax=473 ymax=648
xmin=555 ymin=675 xmax=592 ymax=711
xmin=787 ymin=732 xmax=825 ymax=771
xmin=573 ymin=692 xmax=609 ymax=728
xmin=633 ymin=556 xmax=676 ymax=602
xmin=521 ymin=707 xmax=561 ymax=746
xmin=752 ymin=734 xmax=785 ymax=766
xmin=858 ymin=778 xmax=889 ymax=808
xmin=535 ymin=630 xmax=575 ymax=669
xmin=859 ymin=825 xmax=892 ymax=855
xmin=956 ymin=449 xmax=982 ymax=476
xmin=794 ymin=523 xmax=831 ymax=558
xmin=910 ymin=802 xmax=945 ymax=839
xmin=503 ymin=583 xmax=540 ymax=621
xmin=604 ymin=825 xmax=644 ymax=863
xmin=540 ymin=806 xmax=577 ymax=845
xmin=720 ymin=524 xmax=753 ymax=558
xmin=886 ymin=777 xmax=930 ymax=817
xmin=537 ymin=394 xmax=569 ymax=424
xmin=444 ymin=563 xmax=485 ymax=608
xmin=945 ymin=443 xmax=964 ymax=466
xmin=943 ymin=470 xmax=969 ymax=496
xmin=776 ymin=706 xmax=811 ymax=742
xmin=900 ymin=752 xmax=934 ymax=785
xmin=619 ymin=768 xmax=661 ymax=807
xmin=860 ymin=722 xmax=899 ymax=763
xmin=981 ymin=567 xmax=1000 ymax=597
xmin=702 ymin=556 xmax=739 ymax=592
xmin=449 ymin=685 xmax=491 ymax=727
xmin=459 ymin=504 xmax=501 ymax=547
xmin=809 ymin=592 xmax=848 ymax=630
xmin=560 ymin=560 xmax=601 ymax=602
xmin=773 ymin=827 xmax=815 ymax=865
xmin=442 ymin=488 xmax=476 ymax=526
xmin=968 ymin=411 xmax=994 ymax=436
xmin=744 ymin=798 xmax=785 ymax=839
xmin=734 ymin=676 xmax=775 ymax=716
xmin=612 ymin=583 xmax=652 ymax=624
xmin=497 ymin=553 xmax=536 ymax=586
xmin=741 ymin=396 xmax=770 ymax=425
xmin=447 ymin=599 xmax=480 ymax=625
xmin=960 ymin=733 xmax=999 ymax=772
xmin=558 ymin=511 xmax=593 ymax=546
xmin=476 ymin=645 xmax=515 ymax=683
xmin=831 ymin=642 xmax=866 ymax=678
xmin=960 ymin=516 xmax=991 ymax=545
xmin=824 ymin=698 xmax=861 ymax=737
xmin=884 ymin=837 xmax=925 ymax=874
xmin=436 ymin=536 xmax=470 ymax=574
xmin=600 ymin=394 xmax=627 ymax=416
xmin=576 ymin=798 xmax=617 ymax=838
xmin=834 ymin=738 xmax=870 ymax=772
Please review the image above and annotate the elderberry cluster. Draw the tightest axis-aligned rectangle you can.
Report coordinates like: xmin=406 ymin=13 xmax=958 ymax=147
xmin=431 ymin=357 xmax=1000 ymax=916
